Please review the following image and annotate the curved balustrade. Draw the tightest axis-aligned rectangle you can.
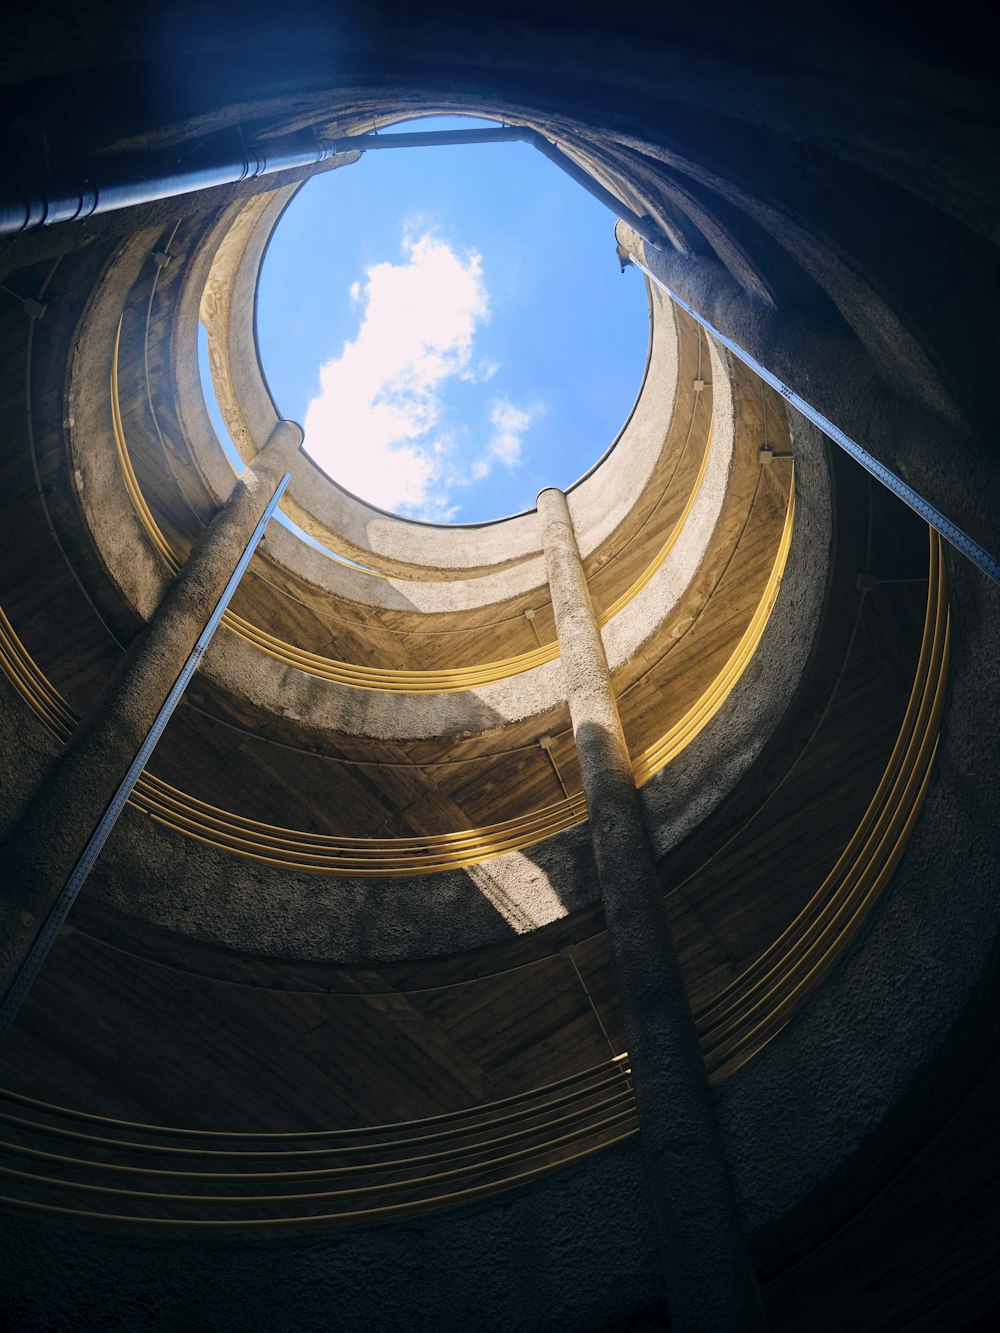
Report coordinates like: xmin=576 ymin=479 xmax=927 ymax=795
xmin=112 ymin=322 xmax=713 ymax=693
xmin=631 ymin=477 xmax=795 ymax=787
xmin=698 ymin=530 xmax=950 ymax=1080
xmin=0 ymin=536 xmax=948 ymax=1227
xmin=0 ymin=465 xmax=791 ymax=874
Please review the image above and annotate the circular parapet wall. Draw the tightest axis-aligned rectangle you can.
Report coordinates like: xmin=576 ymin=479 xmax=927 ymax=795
xmin=188 ymin=180 xmax=677 ymax=586
xmin=65 ymin=205 xmax=764 ymax=742
xmin=0 ymin=202 xmax=812 ymax=959
xmin=0 ymin=110 xmax=832 ymax=975
xmin=0 ymin=49 xmax=983 ymax=1325
xmin=0 ymin=407 xmax=826 ymax=964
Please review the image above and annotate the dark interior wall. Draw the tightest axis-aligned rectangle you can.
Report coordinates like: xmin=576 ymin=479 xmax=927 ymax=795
xmin=1 ymin=5 xmax=999 ymax=1330
xmin=0 ymin=1139 xmax=662 ymax=1333
xmin=2 ymin=1 xmax=996 ymax=557
xmin=720 ymin=550 xmax=1000 ymax=1279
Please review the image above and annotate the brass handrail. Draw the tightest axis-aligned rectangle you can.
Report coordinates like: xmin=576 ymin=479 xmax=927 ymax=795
xmin=0 ymin=1051 xmax=638 ymax=1228
xmin=112 ymin=321 xmax=713 ymax=693
xmin=631 ymin=474 xmax=795 ymax=786
xmin=0 ymin=537 xmax=948 ymax=1228
xmin=0 ymin=463 xmax=792 ymax=875
xmin=699 ymin=530 xmax=949 ymax=1080
xmin=0 ymin=1054 xmax=629 ymax=1145
xmin=0 ymin=1125 xmax=641 ymax=1231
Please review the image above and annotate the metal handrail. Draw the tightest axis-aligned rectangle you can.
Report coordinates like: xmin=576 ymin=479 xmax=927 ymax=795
xmin=0 ymin=1124 xmax=642 ymax=1231
xmin=0 ymin=541 xmax=948 ymax=1226
xmin=0 ymin=467 xmax=792 ymax=875
xmin=112 ymin=321 xmax=714 ymax=692
xmin=700 ymin=532 xmax=949 ymax=1080
xmin=0 ymin=1063 xmax=629 ymax=1158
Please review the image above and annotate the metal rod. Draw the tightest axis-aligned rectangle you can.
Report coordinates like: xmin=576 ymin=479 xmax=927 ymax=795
xmin=333 ymin=127 xmax=536 ymax=151
xmin=526 ymin=135 xmax=662 ymax=244
xmin=625 ymin=255 xmax=1000 ymax=585
xmin=0 ymin=131 xmax=349 ymax=235
xmin=4 ymin=116 xmax=991 ymax=583
xmin=337 ymin=127 xmax=661 ymax=242
xmin=0 ymin=122 xmax=660 ymax=245
xmin=561 ymin=947 xmax=620 ymax=1061
xmin=0 ymin=472 xmax=291 ymax=1042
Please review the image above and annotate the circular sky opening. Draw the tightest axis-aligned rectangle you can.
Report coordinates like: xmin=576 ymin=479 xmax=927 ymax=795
xmin=257 ymin=115 xmax=650 ymax=525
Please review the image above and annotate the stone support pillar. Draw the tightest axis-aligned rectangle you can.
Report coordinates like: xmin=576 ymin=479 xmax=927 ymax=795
xmin=0 ymin=420 xmax=303 ymax=1003
xmin=614 ymin=220 xmax=999 ymax=584
xmin=536 ymin=486 xmax=765 ymax=1331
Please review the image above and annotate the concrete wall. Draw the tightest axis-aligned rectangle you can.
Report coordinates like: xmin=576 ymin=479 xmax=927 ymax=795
xmin=196 ymin=184 xmax=664 ymax=581
xmin=1 ymin=545 xmax=995 ymax=1332
xmin=1 ymin=7 xmax=998 ymax=1328
xmin=0 ymin=412 xmax=830 ymax=964
xmin=64 ymin=242 xmax=744 ymax=738
xmin=1 ymin=555 xmax=994 ymax=1333
xmin=0 ymin=1139 xmax=663 ymax=1333
xmin=717 ymin=552 xmax=1000 ymax=1262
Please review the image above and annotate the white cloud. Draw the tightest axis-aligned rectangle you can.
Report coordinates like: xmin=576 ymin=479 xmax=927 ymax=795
xmin=487 ymin=397 xmax=535 ymax=467
xmin=302 ymin=229 xmax=539 ymax=520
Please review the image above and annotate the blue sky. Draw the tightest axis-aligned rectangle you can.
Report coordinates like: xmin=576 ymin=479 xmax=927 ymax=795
xmin=209 ymin=115 xmax=649 ymax=525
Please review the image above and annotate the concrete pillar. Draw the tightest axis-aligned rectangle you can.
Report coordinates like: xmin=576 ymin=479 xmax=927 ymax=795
xmin=614 ymin=220 xmax=999 ymax=583
xmin=536 ymin=486 xmax=765 ymax=1332
xmin=0 ymin=420 xmax=303 ymax=1004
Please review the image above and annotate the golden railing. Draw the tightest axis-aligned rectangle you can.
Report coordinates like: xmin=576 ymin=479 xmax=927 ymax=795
xmin=698 ymin=527 xmax=950 ymax=1081
xmin=0 ymin=532 xmax=948 ymax=1229
xmin=112 ymin=321 xmax=713 ymax=692
xmin=631 ymin=479 xmax=795 ymax=787
xmin=0 ymin=466 xmax=792 ymax=875
xmin=0 ymin=1056 xmax=637 ymax=1230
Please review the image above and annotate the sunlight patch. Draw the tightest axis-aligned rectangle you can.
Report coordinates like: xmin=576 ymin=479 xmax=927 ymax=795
xmin=302 ymin=228 xmax=539 ymax=520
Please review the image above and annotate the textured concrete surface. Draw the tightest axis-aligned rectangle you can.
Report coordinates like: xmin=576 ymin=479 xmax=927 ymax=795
xmin=0 ymin=1138 xmax=662 ymax=1333
xmin=198 ymin=624 xmax=567 ymax=738
xmin=200 ymin=189 xmax=299 ymax=469
xmin=600 ymin=335 xmax=733 ymax=670
xmin=0 ymin=420 xmax=303 ymax=1003
xmin=67 ymin=227 xmax=177 ymax=622
xmin=616 ymin=220 xmax=996 ymax=573
xmin=64 ymin=282 xmax=733 ymax=739
xmin=172 ymin=200 xmax=267 ymax=509
xmin=0 ymin=417 xmax=827 ymax=969
xmin=717 ymin=553 xmax=1000 ymax=1251
xmin=0 ymin=9 xmax=997 ymax=1327
xmin=640 ymin=409 xmax=832 ymax=857
xmin=538 ymin=485 xmax=764 ymax=1331
xmin=0 ymin=548 xmax=995 ymax=1327
xmin=80 ymin=810 xmax=600 ymax=963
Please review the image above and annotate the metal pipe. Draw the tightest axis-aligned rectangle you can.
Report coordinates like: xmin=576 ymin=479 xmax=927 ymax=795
xmin=331 ymin=126 xmax=537 ymax=151
xmin=526 ymin=133 xmax=662 ymax=244
xmin=0 ymin=470 xmax=291 ymax=1042
xmin=0 ymin=122 xmax=660 ymax=245
xmin=0 ymin=129 xmax=353 ymax=235
xmin=616 ymin=224 xmax=1000 ymax=585
xmin=336 ymin=126 xmax=663 ymax=243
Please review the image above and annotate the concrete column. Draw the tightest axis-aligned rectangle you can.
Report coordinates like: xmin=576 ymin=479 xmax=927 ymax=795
xmin=536 ymin=486 xmax=765 ymax=1332
xmin=614 ymin=220 xmax=999 ymax=583
xmin=0 ymin=420 xmax=303 ymax=1003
